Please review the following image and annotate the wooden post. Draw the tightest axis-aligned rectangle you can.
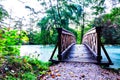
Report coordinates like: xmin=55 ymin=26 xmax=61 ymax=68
xmin=57 ymin=28 xmax=62 ymax=60
xmin=96 ymin=27 xmax=102 ymax=63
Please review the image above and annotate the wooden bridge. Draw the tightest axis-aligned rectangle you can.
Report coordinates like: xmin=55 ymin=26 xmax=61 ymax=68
xmin=49 ymin=27 xmax=113 ymax=66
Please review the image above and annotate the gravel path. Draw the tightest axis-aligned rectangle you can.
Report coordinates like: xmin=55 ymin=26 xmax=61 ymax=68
xmin=41 ymin=62 xmax=120 ymax=80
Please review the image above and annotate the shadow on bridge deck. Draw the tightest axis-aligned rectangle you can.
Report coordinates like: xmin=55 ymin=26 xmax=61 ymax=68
xmin=64 ymin=44 xmax=97 ymax=63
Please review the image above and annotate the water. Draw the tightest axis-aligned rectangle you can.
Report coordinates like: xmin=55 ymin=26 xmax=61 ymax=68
xmin=102 ymin=45 xmax=120 ymax=69
xmin=20 ymin=45 xmax=120 ymax=69
xmin=20 ymin=45 xmax=58 ymax=62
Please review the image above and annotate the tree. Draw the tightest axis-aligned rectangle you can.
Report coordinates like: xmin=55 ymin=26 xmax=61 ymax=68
xmin=72 ymin=0 xmax=106 ymax=43
xmin=38 ymin=0 xmax=83 ymax=28
xmin=0 ymin=5 xmax=8 ymax=25
xmin=93 ymin=7 xmax=120 ymax=44
xmin=36 ymin=0 xmax=83 ymax=44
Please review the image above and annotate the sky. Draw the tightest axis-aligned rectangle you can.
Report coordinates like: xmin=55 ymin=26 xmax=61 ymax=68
xmin=1 ymin=0 xmax=116 ymax=18
xmin=0 ymin=0 xmax=44 ymax=30
xmin=1 ymin=0 xmax=42 ymax=18
xmin=0 ymin=0 xmax=120 ymax=30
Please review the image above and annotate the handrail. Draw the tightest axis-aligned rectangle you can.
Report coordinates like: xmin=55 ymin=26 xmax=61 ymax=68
xmin=57 ymin=28 xmax=76 ymax=60
xmin=49 ymin=28 xmax=76 ymax=61
xmin=50 ymin=27 xmax=113 ymax=65
xmin=82 ymin=27 xmax=102 ymax=62
xmin=82 ymin=27 xmax=113 ymax=65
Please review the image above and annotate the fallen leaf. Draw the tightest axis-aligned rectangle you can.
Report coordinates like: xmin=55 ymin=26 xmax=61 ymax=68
xmin=47 ymin=70 xmax=52 ymax=75
xmin=69 ymin=72 xmax=73 ymax=75
xmin=69 ymin=72 xmax=74 ymax=77
xmin=56 ymin=73 xmax=61 ymax=76
xmin=47 ymin=72 xmax=51 ymax=75
xmin=51 ymin=74 xmax=55 ymax=78
xmin=54 ymin=69 xmax=59 ymax=73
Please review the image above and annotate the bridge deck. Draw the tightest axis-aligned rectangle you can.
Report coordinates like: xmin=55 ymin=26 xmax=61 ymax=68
xmin=64 ymin=44 xmax=97 ymax=63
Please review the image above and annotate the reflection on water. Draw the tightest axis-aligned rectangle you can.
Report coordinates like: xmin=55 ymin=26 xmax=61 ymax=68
xmin=102 ymin=45 xmax=120 ymax=69
xmin=20 ymin=45 xmax=120 ymax=69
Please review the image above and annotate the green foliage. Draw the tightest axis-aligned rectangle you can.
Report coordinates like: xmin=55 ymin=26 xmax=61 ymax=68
xmin=2 ymin=29 xmax=20 ymax=45
xmin=90 ymin=0 xmax=105 ymax=15
xmin=93 ymin=17 xmax=104 ymax=27
xmin=38 ymin=0 xmax=83 ymax=29
xmin=28 ymin=27 xmax=78 ymax=45
xmin=0 ymin=28 xmax=29 ymax=56
xmin=75 ymin=25 xmax=91 ymax=44
xmin=20 ymin=31 xmax=29 ymax=44
xmin=28 ymin=30 xmax=58 ymax=45
xmin=76 ymin=30 xmax=81 ymax=44
xmin=92 ymin=7 xmax=120 ymax=44
xmin=84 ymin=26 xmax=92 ymax=33
xmin=5 ymin=76 xmax=17 ymax=80
xmin=102 ymin=7 xmax=120 ymax=44
xmin=0 ymin=5 xmax=8 ymax=21
xmin=0 ymin=28 xmax=21 ymax=56
xmin=0 ymin=56 xmax=50 ymax=79
xmin=36 ymin=0 xmax=83 ymax=45
xmin=102 ymin=7 xmax=120 ymax=23
xmin=27 ymin=31 xmax=35 ymax=44
xmin=22 ymin=72 xmax=36 ymax=80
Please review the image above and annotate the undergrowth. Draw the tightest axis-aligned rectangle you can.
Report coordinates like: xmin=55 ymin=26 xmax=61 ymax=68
xmin=0 ymin=56 xmax=51 ymax=80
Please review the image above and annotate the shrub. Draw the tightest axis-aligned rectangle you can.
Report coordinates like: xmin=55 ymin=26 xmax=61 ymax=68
xmin=0 ymin=28 xmax=29 ymax=56
xmin=22 ymin=72 xmax=36 ymax=80
xmin=0 ymin=56 xmax=51 ymax=79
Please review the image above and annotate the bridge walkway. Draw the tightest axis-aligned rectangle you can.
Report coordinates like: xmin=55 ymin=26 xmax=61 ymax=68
xmin=64 ymin=44 xmax=97 ymax=63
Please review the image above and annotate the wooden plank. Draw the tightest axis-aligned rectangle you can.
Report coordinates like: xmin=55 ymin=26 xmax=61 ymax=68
xmin=60 ymin=43 xmax=75 ymax=60
xmin=62 ymin=31 xmax=75 ymax=36
xmin=64 ymin=44 xmax=97 ymax=63
xmin=50 ymin=44 xmax=112 ymax=66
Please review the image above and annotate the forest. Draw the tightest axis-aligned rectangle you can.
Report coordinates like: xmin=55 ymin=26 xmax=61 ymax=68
xmin=0 ymin=0 xmax=120 ymax=79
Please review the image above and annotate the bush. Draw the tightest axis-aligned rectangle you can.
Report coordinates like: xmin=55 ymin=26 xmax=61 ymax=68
xmin=22 ymin=72 xmax=36 ymax=80
xmin=0 ymin=56 xmax=51 ymax=80
xmin=28 ymin=30 xmax=58 ymax=45
xmin=0 ymin=28 xmax=29 ymax=56
xmin=0 ymin=28 xmax=21 ymax=56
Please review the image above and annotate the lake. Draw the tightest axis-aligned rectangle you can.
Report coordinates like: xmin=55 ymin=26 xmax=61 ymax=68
xmin=102 ymin=45 xmax=120 ymax=69
xmin=20 ymin=45 xmax=120 ymax=69
xmin=20 ymin=45 xmax=58 ymax=62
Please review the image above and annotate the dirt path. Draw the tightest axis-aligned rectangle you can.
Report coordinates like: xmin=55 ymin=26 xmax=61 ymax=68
xmin=41 ymin=62 xmax=120 ymax=80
